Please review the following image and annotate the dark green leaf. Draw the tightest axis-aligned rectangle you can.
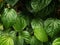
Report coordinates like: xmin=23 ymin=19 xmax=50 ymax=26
xmin=36 ymin=1 xmax=55 ymax=17
xmin=5 ymin=0 xmax=19 ymax=6
xmin=44 ymin=18 xmax=60 ymax=38
xmin=30 ymin=36 xmax=43 ymax=45
xmin=31 ymin=0 xmax=52 ymax=12
xmin=13 ymin=14 xmax=29 ymax=31
xmin=14 ymin=36 xmax=24 ymax=45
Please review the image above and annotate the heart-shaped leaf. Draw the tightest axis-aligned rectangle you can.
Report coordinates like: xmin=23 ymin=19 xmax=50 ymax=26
xmin=44 ymin=18 xmax=60 ymax=38
xmin=31 ymin=19 xmax=48 ymax=42
xmin=1 ymin=8 xmax=17 ymax=29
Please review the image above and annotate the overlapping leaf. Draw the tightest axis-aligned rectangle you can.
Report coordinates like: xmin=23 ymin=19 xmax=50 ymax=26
xmin=31 ymin=0 xmax=52 ymax=12
xmin=30 ymin=36 xmax=43 ymax=45
xmin=44 ymin=18 xmax=60 ymax=38
xmin=31 ymin=19 xmax=48 ymax=42
xmin=14 ymin=36 xmax=24 ymax=45
xmin=1 ymin=8 xmax=17 ymax=29
xmin=13 ymin=14 xmax=29 ymax=31
xmin=36 ymin=1 xmax=55 ymax=17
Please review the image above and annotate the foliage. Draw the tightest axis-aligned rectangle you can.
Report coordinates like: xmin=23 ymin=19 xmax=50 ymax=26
xmin=0 ymin=0 xmax=60 ymax=45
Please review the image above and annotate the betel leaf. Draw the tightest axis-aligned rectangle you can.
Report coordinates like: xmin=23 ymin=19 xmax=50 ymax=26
xmin=31 ymin=19 xmax=48 ymax=42
xmin=30 ymin=36 xmax=43 ymax=45
xmin=0 ymin=35 xmax=14 ymax=45
xmin=13 ymin=14 xmax=29 ymax=31
xmin=5 ymin=0 xmax=19 ymax=6
xmin=1 ymin=8 xmax=17 ymax=29
xmin=52 ymin=37 xmax=60 ymax=45
xmin=31 ymin=0 xmax=52 ymax=12
xmin=44 ymin=18 xmax=60 ymax=38
xmin=22 ymin=31 xmax=31 ymax=44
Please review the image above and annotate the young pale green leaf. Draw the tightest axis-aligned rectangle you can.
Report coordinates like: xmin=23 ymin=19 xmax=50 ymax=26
xmin=13 ymin=15 xmax=29 ymax=31
xmin=5 ymin=0 xmax=19 ymax=6
xmin=30 ymin=36 xmax=43 ymax=45
xmin=44 ymin=18 xmax=60 ymax=38
xmin=31 ymin=19 xmax=48 ymax=42
xmin=1 ymin=8 xmax=17 ymax=29
xmin=52 ymin=37 xmax=60 ymax=45
xmin=31 ymin=0 xmax=52 ymax=12
xmin=0 ymin=35 xmax=14 ymax=45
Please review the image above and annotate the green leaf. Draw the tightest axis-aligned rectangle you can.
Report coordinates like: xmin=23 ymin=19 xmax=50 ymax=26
xmin=31 ymin=19 xmax=48 ymax=42
xmin=9 ymin=31 xmax=16 ymax=40
xmin=5 ymin=0 xmax=19 ymax=6
xmin=22 ymin=31 xmax=31 ymax=44
xmin=1 ymin=8 xmax=17 ymax=29
xmin=30 ymin=36 xmax=43 ymax=45
xmin=14 ymin=36 xmax=24 ymax=45
xmin=13 ymin=15 xmax=29 ymax=31
xmin=0 ymin=35 xmax=14 ymax=45
xmin=36 ymin=1 xmax=55 ymax=17
xmin=52 ymin=37 xmax=60 ymax=45
xmin=31 ymin=0 xmax=52 ymax=12
xmin=44 ymin=18 xmax=60 ymax=38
